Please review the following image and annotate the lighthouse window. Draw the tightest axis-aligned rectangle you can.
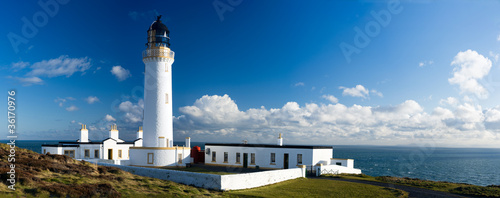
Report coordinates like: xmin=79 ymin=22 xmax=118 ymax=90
xmin=165 ymin=93 xmax=169 ymax=104
xmin=147 ymin=153 xmax=154 ymax=164
xmin=224 ymin=152 xmax=228 ymax=163
xmin=84 ymin=149 xmax=90 ymax=158
xmin=236 ymin=152 xmax=241 ymax=163
xmin=211 ymin=151 xmax=216 ymax=162
xmin=165 ymin=63 xmax=168 ymax=72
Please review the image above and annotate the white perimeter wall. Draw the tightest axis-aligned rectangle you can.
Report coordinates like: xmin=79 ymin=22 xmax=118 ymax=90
xmin=98 ymin=163 xmax=305 ymax=191
xmin=220 ymin=168 xmax=305 ymax=191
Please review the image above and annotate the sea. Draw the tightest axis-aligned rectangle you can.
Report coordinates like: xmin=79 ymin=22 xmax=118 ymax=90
xmin=3 ymin=140 xmax=499 ymax=187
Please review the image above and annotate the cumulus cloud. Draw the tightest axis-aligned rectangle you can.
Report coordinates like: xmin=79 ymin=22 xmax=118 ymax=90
xmin=65 ymin=105 xmax=79 ymax=112
xmin=339 ymin=85 xmax=382 ymax=98
xmin=440 ymin=97 xmax=459 ymax=106
xmin=448 ymin=50 xmax=492 ymax=99
xmin=173 ymin=94 xmax=500 ymax=146
xmin=85 ymin=96 xmax=100 ymax=104
xmin=118 ymin=99 xmax=144 ymax=123
xmin=111 ymin=66 xmax=131 ymax=81
xmin=27 ymin=55 xmax=91 ymax=77
xmin=322 ymin=95 xmax=338 ymax=103
xmin=104 ymin=114 xmax=116 ymax=122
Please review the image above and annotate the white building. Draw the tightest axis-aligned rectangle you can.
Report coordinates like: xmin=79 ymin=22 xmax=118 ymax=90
xmin=204 ymin=134 xmax=361 ymax=174
xmin=128 ymin=15 xmax=191 ymax=167
xmin=41 ymin=124 xmax=143 ymax=164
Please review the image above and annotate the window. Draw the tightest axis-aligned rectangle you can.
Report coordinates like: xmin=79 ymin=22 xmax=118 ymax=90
xmin=84 ymin=149 xmax=90 ymax=158
xmin=147 ymin=153 xmax=154 ymax=164
xmin=212 ymin=151 xmax=216 ymax=162
xmin=270 ymin=153 xmax=276 ymax=164
xmin=336 ymin=162 xmax=342 ymax=166
xmin=64 ymin=150 xmax=75 ymax=158
xmin=118 ymin=150 xmax=122 ymax=158
xmin=236 ymin=152 xmax=241 ymax=163
xmin=95 ymin=150 xmax=99 ymax=158
xmin=43 ymin=149 xmax=46 ymax=154
xmin=251 ymin=153 xmax=255 ymax=164
xmin=297 ymin=154 xmax=302 ymax=164
xmin=223 ymin=152 xmax=228 ymax=163
xmin=165 ymin=93 xmax=169 ymax=104
xmin=165 ymin=63 xmax=168 ymax=72
xmin=178 ymin=154 xmax=183 ymax=164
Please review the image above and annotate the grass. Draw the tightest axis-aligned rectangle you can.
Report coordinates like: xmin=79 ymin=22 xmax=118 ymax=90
xmin=227 ymin=178 xmax=408 ymax=198
xmin=323 ymin=173 xmax=500 ymax=198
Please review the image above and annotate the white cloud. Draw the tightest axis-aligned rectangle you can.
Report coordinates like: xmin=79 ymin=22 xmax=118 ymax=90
xmin=322 ymin=95 xmax=338 ymax=103
xmin=174 ymin=94 xmax=500 ymax=146
xmin=448 ymin=50 xmax=492 ymax=99
xmin=118 ymin=99 xmax=144 ymax=123
xmin=340 ymin=85 xmax=369 ymax=98
xmin=339 ymin=85 xmax=382 ymax=98
xmin=85 ymin=96 xmax=100 ymax=104
xmin=489 ymin=51 xmax=499 ymax=62
xmin=294 ymin=82 xmax=305 ymax=87
xmin=27 ymin=55 xmax=91 ymax=77
xmin=65 ymin=105 xmax=79 ymax=112
xmin=440 ymin=97 xmax=459 ymax=106
xmin=111 ymin=66 xmax=131 ymax=81
xmin=11 ymin=61 xmax=30 ymax=71
xmin=104 ymin=114 xmax=116 ymax=122
xmin=419 ymin=60 xmax=434 ymax=67
xmin=10 ymin=76 xmax=43 ymax=86
xmin=497 ymin=34 xmax=500 ymax=41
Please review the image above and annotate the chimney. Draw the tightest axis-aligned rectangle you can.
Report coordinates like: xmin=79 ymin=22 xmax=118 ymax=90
xmin=185 ymin=137 xmax=191 ymax=148
xmin=277 ymin=133 xmax=283 ymax=146
xmin=109 ymin=124 xmax=119 ymax=140
xmin=137 ymin=126 xmax=143 ymax=139
xmin=80 ymin=124 xmax=89 ymax=143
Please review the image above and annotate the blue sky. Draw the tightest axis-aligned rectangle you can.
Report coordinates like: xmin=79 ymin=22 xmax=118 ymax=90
xmin=2 ymin=0 xmax=500 ymax=147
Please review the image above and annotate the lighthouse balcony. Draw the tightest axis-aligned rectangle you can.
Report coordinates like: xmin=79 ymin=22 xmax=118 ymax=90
xmin=142 ymin=48 xmax=175 ymax=59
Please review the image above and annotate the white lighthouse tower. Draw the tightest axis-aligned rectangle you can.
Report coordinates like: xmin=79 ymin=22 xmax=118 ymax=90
xmin=142 ymin=15 xmax=175 ymax=148
xmin=129 ymin=16 xmax=190 ymax=167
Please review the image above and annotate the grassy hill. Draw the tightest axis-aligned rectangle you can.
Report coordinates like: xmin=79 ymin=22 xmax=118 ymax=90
xmin=0 ymin=143 xmax=407 ymax=197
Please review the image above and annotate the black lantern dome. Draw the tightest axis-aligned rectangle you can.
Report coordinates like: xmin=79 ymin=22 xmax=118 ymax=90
xmin=147 ymin=15 xmax=170 ymax=48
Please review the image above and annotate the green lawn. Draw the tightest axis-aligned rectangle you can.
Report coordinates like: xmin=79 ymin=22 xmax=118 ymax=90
xmin=323 ymin=174 xmax=500 ymax=198
xmin=227 ymin=178 xmax=408 ymax=198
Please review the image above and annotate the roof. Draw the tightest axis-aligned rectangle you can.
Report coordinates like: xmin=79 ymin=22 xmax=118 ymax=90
xmin=205 ymin=143 xmax=333 ymax=149
xmin=148 ymin=15 xmax=169 ymax=34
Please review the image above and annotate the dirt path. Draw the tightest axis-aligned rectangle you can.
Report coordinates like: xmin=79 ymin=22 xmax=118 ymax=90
xmin=312 ymin=177 xmax=472 ymax=198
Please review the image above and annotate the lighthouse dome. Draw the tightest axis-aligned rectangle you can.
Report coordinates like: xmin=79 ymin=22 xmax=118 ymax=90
xmin=147 ymin=15 xmax=170 ymax=48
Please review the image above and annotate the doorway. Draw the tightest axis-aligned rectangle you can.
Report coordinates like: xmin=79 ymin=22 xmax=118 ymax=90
xmin=243 ymin=153 xmax=248 ymax=168
xmin=284 ymin=153 xmax=289 ymax=169
xmin=108 ymin=149 xmax=113 ymax=160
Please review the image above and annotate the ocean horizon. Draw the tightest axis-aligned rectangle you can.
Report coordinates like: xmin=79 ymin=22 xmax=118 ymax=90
xmin=4 ymin=140 xmax=500 ymax=187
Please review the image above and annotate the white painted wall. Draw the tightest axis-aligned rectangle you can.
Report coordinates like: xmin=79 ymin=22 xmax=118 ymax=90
xmin=98 ymin=162 xmax=305 ymax=191
xmin=315 ymin=164 xmax=362 ymax=175
xmin=98 ymin=162 xmax=221 ymax=190
xmin=220 ymin=168 xmax=305 ymax=191
xmin=205 ymin=145 xmax=333 ymax=169
xmin=331 ymin=158 xmax=354 ymax=168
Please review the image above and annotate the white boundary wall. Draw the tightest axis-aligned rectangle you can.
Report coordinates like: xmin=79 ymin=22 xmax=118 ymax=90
xmin=97 ymin=163 xmax=221 ymax=190
xmin=98 ymin=163 xmax=305 ymax=191
xmin=220 ymin=168 xmax=305 ymax=191
xmin=315 ymin=164 xmax=362 ymax=176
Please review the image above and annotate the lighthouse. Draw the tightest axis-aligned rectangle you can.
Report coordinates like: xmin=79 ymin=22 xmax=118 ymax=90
xmin=142 ymin=15 xmax=175 ymax=148
xmin=129 ymin=16 xmax=190 ymax=167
